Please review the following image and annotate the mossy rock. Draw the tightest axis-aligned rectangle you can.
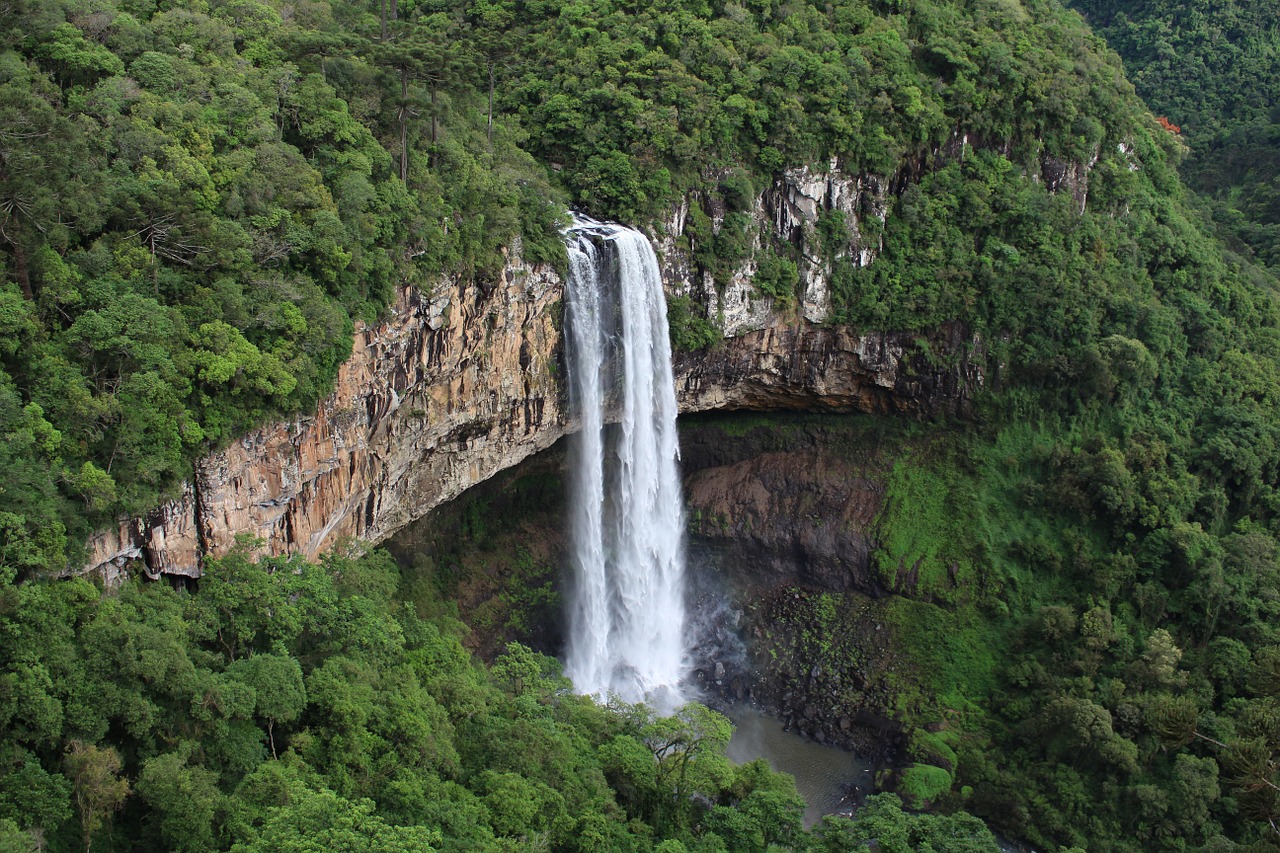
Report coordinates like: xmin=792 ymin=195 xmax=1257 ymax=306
xmin=907 ymin=728 xmax=958 ymax=773
xmin=897 ymin=762 xmax=954 ymax=809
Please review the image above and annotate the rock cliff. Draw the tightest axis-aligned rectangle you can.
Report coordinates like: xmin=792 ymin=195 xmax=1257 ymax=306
xmin=83 ymin=257 xmax=566 ymax=580
xmin=79 ymin=173 xmax=984 ymax=581
xmin=656 ymin=160 xmax=889 ymax=335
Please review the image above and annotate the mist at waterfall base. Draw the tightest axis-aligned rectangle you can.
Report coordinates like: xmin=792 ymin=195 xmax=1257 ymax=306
xmin=560 ymin=220 xmax=877 ymax=829
xmin=562 ymin=217 xmax=687 ymax=709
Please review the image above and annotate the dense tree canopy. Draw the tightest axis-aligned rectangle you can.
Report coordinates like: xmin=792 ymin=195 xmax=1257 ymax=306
xmin=1068 ymin=0 xmax=1280 ymax=268
xmin=2 ymin=0 xmax=1280 ymax=849
xmin=0 ymin=546 xmax=999 ymax=851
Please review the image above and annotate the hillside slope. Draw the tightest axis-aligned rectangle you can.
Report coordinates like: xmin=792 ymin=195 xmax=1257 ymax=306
xmin=3 ymin=0 xmax=1280 ymax=850
xmin=1068 ymin=0 xmax=1280 ymax=268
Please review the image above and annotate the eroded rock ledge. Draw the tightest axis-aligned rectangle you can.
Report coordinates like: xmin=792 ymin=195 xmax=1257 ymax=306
xmin=80 ymin=182 xmax=985 ymax=583
xmin=676 ymin=321 xmax=982 ymax=416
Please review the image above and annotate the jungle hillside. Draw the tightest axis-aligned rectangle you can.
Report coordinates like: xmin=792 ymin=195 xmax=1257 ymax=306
xmin=2 ymin=0 xmax=1280 ymax=850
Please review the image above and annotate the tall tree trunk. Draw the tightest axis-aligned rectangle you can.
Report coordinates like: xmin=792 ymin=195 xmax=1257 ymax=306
xmin=487 ymin=62 xmax=495 ymax=148
xmin=399 ymin=67 xmax=410 ymax=183
xmin=390 ymin=0 xmax=397 ymax=23
xmin=12 ymin=242 xmax=32 ymax=301
xmin=430 ymin=87 xmax=439 ymax=168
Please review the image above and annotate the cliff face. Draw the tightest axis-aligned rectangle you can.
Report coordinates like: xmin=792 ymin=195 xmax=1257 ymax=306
xmin=656 ymin=160 xmax=889 ymax=335
xmin=676 ymin=321 xmax=982 ymax=415
xmin=83 ymin=257 xmax=566 ymax=580
xmin=80 ymin=175 xmax=983 ymax=581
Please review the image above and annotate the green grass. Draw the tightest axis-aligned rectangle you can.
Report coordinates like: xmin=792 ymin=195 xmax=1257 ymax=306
xmin=874 ymin=447 xmax=985 ymax=603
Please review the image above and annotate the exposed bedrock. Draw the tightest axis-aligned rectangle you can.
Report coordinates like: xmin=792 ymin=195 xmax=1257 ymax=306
xmin=79 ymin=170 xmax=986 ymax=581
xmin=677 ymin=417 xmax=911 ymax=755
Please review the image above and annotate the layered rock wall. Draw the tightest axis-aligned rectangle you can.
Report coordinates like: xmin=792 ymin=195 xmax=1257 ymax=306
xmin=84 ymin=256 xmax=566 ymax=578
xmin=676 ymin=321 xmax=982 ymax=415
xmin=79 ymin=175 xmax=985 ymax=581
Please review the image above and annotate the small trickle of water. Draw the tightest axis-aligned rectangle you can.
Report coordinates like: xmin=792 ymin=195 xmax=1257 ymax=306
xmin=563 ymin=216 xmax=687 ymax=706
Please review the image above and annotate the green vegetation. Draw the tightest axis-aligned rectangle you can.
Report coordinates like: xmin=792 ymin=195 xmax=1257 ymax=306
xmin=666 ymin=295 xmax=723 ymax=353
xmin=1068 ymin=0 xmax=1280 ymax=268
xmin=3 ymin=0 xmax=1280 ymax=850
xmin=0 ymin=543 xmax=995 ymax=852
xmin=0 ymin=0 xmax=1177 ymax=574
xmin=812 ymin=793 xmax=1000 ymax=852
xmin=692 ymin=373 xmax=1280 ymax=849
xmin=0 ymin=0 xmax=569 ymax=575
xmin=389 ymin=466 xmax=566 ymax=658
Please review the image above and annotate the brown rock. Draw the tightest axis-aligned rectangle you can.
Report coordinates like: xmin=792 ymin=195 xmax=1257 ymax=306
xmin=80 ymin=196 xmax=985 ymax=581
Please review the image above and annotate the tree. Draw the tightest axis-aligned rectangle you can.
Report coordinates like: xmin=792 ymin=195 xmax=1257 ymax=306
xmin=187 ymin=548 xmax=309 ymax=662
xmin=0 ymin=818 xmax=36 ymax=853
xmin=0 ymin=754 xmax=72 ymax=844
xmin=468 ymin=0 xmax=517 ymax=147
xmin=62 ymin=742 xmax=129 ymax=853
xmin=640 ymin=703 xmax=734 ymax=824
xmin=228 ymin=655 xmax=306 ymax=759
xmin=136 ymin=748 xmax=221 ymax=853
xmin=814 ymin=793 xmax=1000 ymax=853
xmin=230 ymin=782 xmax=440 ymax=853
xmin=374 ymin=35 xmax=431 ymax=183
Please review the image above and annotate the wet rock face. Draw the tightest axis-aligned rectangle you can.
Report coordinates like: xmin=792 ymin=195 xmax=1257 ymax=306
xmin=686 ymin=543 xmax=908 ymax=759
xmin=677 ymin=417 xmax=914 ymax=757
xmin=684 ymin=448 xmax=885 ymax=592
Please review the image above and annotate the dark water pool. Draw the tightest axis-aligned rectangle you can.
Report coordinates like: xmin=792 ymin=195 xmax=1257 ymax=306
xmin=724 ymin=704 xmax=876 ymax=829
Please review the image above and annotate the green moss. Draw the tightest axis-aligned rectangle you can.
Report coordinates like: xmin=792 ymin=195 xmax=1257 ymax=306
xmin=882 ymin=597 xmax=1000 ymax=723
xmin=908 ymin=729 xmax=959 ymax=772
xmin=874 ymin=450 xmax=983 ymax=602
xmin=898 ymin=763 xmax=955 ymax=809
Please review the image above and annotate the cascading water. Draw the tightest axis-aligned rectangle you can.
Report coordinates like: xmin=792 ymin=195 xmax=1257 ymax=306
xmin=563 ymin=217 xmax=687 ymax=707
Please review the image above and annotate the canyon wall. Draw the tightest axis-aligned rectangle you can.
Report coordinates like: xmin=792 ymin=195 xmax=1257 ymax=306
xmin=78 ymin=169 xmax=985 ymax=582
xmin=82 ymin=254 xmax=566 ymax=581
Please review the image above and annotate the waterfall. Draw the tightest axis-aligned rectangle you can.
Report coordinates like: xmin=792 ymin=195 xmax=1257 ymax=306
xmin=563 ymin=217 xmax=687 ymax=707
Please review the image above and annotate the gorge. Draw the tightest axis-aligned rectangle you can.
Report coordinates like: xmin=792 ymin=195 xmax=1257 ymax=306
xmin=8 ymin=0 xmax=1280 ymax=846
xmin=78 ymin=165 xmax=985 ymax=584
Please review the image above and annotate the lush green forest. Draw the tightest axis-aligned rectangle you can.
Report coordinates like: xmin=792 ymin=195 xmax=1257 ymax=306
xmin=1067 ymin=0 xmax=1280 ymax=268
xmin=3 ymin=543 xmax=1008 ymax=851
xmin=0 ymin=0 xmax=1157 ymax=577
xmin=3 ymin=0 xmax=1280 ymax=849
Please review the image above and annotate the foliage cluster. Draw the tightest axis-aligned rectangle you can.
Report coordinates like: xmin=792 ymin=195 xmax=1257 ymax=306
xmin=1067 ymin=0 xmax=1280 ymax=269
xmin=855 ymin=400 xmax=1280 ymax=849
xmin=504 ymin=0 xmax=1137 ymax=220
xmin=0 ymin=544 xmax=1003 ymax=852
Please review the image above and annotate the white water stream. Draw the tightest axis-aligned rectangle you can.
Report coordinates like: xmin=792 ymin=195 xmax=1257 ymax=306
xmin=563 ymin=217 xmax=687 ymax=706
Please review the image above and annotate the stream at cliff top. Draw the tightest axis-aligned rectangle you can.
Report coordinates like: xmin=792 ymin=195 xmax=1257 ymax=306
xmin=724 ymin=703 xmax=875 ymax=829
